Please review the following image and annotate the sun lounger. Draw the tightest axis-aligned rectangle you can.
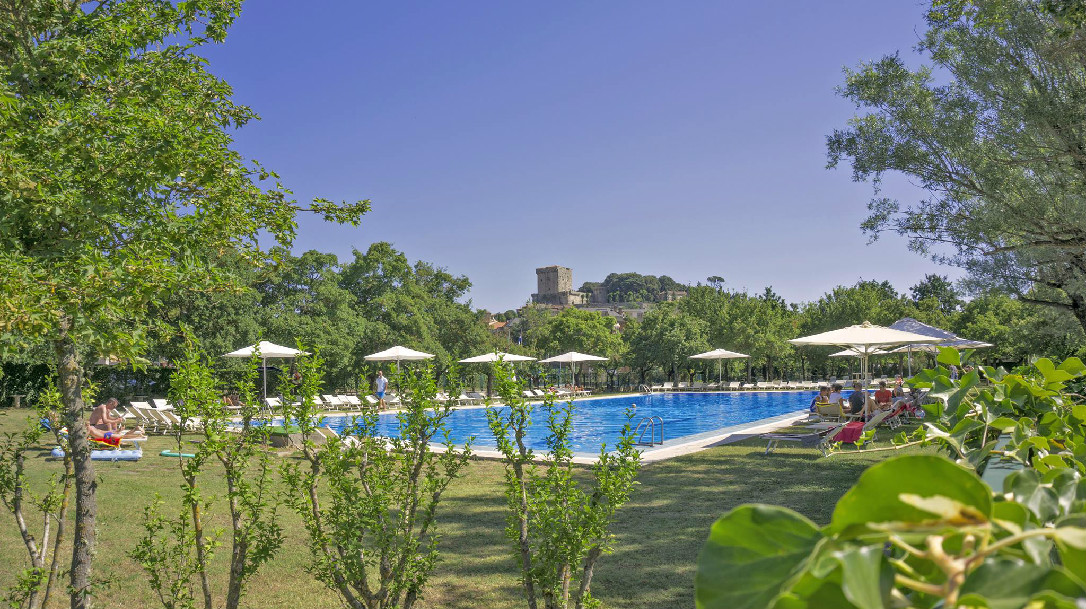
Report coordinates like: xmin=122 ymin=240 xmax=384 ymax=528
xmin=126 ymin=402 xmax=157 ymax=430
xmin=138 ymin=407 xmax=174 ymax=433
xmin=162 ymin=410 xmax=203 ymax=432
xmin=321 ymin=395 xmax=345 ymax=410
xmin=690 ymin=381 xmax=705 ymax=391
xmin=341 ymin=395 xmax=363 ymax=410
xmin=661 ymin=382 xmax=674 ymax=391
xmin=316 ymin=425 xmax=361 ymax=448
xmin=763 ymin=421 xmax=847 ymax=456
xmin=152 ymin=398 xmax=173 ymax=410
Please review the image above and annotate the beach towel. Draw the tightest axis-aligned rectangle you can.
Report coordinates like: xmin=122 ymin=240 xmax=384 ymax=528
xmin=832 ymin=421 xmax=865 ymax=444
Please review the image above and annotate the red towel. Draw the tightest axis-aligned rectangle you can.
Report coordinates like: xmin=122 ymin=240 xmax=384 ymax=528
xmin=832 ymin=421 xmax=865 ymax=444
xmin=92 ymin=436 xmax=121 ymax=448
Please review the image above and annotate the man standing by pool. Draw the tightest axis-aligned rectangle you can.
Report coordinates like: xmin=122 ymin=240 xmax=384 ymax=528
xmin=374 ymin=370 xmax=388 ymax=409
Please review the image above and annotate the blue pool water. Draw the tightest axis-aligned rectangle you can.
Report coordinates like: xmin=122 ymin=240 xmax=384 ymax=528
xmin=318 ymin=391 xmax=816 ymax=454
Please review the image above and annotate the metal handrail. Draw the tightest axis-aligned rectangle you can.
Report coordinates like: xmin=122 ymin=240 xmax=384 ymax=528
xmin=634 ymin=415 xmax=663 ymax=446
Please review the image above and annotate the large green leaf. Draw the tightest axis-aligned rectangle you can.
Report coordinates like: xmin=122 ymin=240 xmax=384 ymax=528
xmin=834 ymin=546 xmax=891 ymax=609
xmin=1035 ymin=358 xmax=1076 ymax=387
xmin=1053 ymin=515 xmax=1086 ymax=584
xmin=828 ymin=455 xmax=992 ymax=535
xmin=696 ymin=505 xmax=823 ymax=609
xmin=937 ymin=347 xmax=961 ymax=367
xmin=958 ymin=558 xmax=1086 ymax=609
xmin=1056 ymin=357 xmax=1085 ymax=376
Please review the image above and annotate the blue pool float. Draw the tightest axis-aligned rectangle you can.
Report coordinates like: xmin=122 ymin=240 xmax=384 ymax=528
xmin=50 ymin=447 xmax=143 ymax=461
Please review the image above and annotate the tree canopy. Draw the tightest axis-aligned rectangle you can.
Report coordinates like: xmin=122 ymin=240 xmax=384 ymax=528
xmin=828 ymin=0 xmax=1086 ymax=332
xmin=0 ymin=3 xmax=368 ymax=604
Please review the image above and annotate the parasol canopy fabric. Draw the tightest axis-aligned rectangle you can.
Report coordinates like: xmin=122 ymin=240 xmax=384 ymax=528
xmin=539 ymin=351 xmax=609 ymax=364
xmin=224 ymin=341 xmax=309 ymax=359
xmin=689 ymin=348 xmax=749 ymax=360
xmin=790 ymin=321 xmax=942 ymax=380
xmin=364 ymin=346 xmax=435 ymax=362
xmin=459 ymin=351 xmax=537 ymax=363
xmin=886 ymin=317 xmax=993 ymax=352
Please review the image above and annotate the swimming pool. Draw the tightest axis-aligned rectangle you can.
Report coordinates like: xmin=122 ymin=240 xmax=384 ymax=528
xmin=319 ymin=391 xmax=817 ymax=455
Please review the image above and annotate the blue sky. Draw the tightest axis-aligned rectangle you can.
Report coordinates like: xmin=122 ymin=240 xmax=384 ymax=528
xmin=203 ymin=1 xmax=949 ymax=312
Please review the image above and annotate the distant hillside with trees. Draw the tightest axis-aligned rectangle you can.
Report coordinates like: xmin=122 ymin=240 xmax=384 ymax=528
xmin=578 ymin=272 xmax=689 ymax=303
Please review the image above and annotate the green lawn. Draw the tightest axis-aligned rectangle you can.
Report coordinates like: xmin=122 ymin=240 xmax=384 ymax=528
xmin=0 ymin=410 xmax=933 ymax=608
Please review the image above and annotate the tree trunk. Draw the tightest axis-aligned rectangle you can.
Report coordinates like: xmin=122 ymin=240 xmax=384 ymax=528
xmin=55 ymin=335 xmax=94 ymax=609
xmin=1068 ymin=291 xmax=1086 ymax=336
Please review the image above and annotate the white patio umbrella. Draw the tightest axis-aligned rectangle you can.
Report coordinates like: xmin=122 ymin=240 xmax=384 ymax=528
xmin=458 ymin=351 xmax=537 ymax=364
xmin=828 ymin=347 xmax=890 ymax=380
xmin=364 ymin=346 xmax=436 ymax=395
xmin=789 ymin=321 xmax=942 ymax=381
xmin=224 ymin=340 xmax=310 ymax=398
xmin=459 ymin=352 xmax=537 ymax=396
xmin=828 ymin=347 xmax=890 ymax=357
xmin=689 ymin=348 xmax=749 ymax=385
xmin=364 ymin=345 xmax=435 ymax=364
xmin=885 ymin=318 xmax=993 ymax=375
xmin=539 ymin=351 xmax=609 ymax=391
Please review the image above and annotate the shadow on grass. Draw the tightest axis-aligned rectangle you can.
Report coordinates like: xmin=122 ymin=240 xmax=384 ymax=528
xmin=428 ymin=432 xmax=897 ymax=609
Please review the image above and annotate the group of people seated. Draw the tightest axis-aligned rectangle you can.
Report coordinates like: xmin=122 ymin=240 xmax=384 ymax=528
xmin=810 ymin=376 xmax=924 ymax=421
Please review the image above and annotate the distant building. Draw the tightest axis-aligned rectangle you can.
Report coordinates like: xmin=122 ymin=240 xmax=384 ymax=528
xmin=531 ymin=265 xmax=587 ymax=306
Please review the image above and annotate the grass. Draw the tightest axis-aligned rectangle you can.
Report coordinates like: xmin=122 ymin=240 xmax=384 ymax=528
xmin=0 ymin=409 xmax=934 ymax=608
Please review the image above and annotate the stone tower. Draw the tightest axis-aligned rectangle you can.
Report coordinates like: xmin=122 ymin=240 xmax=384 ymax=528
xmin=531 ymin=265 xmax=586 ymax=306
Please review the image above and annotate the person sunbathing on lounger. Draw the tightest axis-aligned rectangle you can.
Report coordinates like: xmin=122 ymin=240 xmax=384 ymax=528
xmin=89 ymin=398 xmax=125 ymax=432
xmin=86 ymin=422 xmax=145 ymax=442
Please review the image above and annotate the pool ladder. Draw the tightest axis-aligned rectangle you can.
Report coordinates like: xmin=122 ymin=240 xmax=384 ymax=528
xmin=634 ymin=416 xmax=663 ymax=446
xmin=639 ymin=384 xmax=652 ymax=394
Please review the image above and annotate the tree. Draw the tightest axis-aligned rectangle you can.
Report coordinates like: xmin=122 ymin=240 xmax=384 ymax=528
xmin=256 ymin=250 xmax=370 ymax=390
xmin=486 ymin=362 xmax=640 ymax=609
xmin=0 ymin=387 xmax=72 ymax=609
xmin=339 ymin=243 xmax=487 ymax=377
xmin=909 ymin=274 xmax=963 ymax=315
xmin=624 ymin=305 xmax=709 ymax=382
xmin=601 ymin=273 xmax=659 ymax=302
xmin=530 ymin=308 xmax=623 ymax=359
xmin=282 ymin=356 xmax=471 ymax=609
xmin=828 ymin=0 xmax=1086 ymax=332
xmin=0 ymin=4 xmax=367 ymax=606
xmin=131 ymin=343 xmax=281 ymax=609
